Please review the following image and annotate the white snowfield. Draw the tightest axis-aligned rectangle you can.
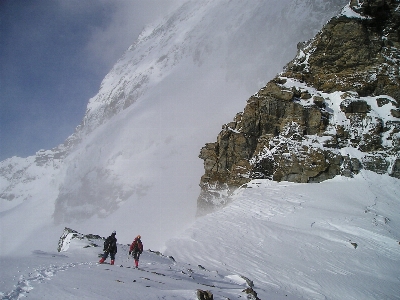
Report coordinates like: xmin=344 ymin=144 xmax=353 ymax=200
xmin=0 ymin=243 xmax=261 ymax=300
xmin=165 ymin=171 xmax=400 ymax=300
xmin=1 ymin=171 xmax=399 ymax=299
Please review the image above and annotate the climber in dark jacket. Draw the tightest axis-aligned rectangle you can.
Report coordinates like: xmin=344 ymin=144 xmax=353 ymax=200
xmin=129 ymin=235 xmax=143 ymax=268
xmin=99 ymin=230 xmax=118 ymax=265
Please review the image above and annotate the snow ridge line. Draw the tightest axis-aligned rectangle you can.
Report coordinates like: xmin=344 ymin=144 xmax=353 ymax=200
xmin=1 ymin=262 xmax=91 ymax=300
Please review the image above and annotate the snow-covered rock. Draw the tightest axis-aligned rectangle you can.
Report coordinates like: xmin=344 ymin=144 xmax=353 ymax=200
xmin=197 ymin=0 xmax=400 ymax=213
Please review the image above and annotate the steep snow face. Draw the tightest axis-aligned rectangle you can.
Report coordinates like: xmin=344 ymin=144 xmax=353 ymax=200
xmin=79 ymin=0 xmax=349 ymax=137
xmin=0 ymin=0 xmax=348 ymax=255
xmin=165 ymin=171 xmax=400 ymax=299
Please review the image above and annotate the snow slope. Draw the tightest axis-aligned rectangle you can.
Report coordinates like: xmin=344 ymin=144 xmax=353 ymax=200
xmin=165 ymin=171 xmax=400 ymax=299
xmin=0 ymin=235 xmax=266 ymax=300
xmin=1 ymin=171 xmax=398 ymax=299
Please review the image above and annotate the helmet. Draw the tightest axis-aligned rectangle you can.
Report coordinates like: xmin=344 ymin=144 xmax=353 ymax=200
xmin=137 ymin=235 xmax=141 ymax=239
xmin=112 ymin=230 xmax=116 ymax=235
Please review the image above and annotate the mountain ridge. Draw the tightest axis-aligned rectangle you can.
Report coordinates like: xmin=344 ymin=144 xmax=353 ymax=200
xmin=1 ymin=1 xmax=399 ymax=299
xmin=0 ymin=0 xmax=347 ymax=254
xmin=197 ymin=0 xmax=400 ymax=214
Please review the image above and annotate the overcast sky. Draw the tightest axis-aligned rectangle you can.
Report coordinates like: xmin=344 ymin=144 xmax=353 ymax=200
xmin=0 ymin=0 xmax=179 ymax=161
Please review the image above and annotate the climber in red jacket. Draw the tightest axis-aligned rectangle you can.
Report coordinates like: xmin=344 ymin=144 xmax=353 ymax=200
xmin=129 ymin=235 xmax=143 ymax=268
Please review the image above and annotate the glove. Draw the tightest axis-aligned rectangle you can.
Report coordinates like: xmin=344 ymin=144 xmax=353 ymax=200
xmin=129 ymin=251 xmax=131 ymax=255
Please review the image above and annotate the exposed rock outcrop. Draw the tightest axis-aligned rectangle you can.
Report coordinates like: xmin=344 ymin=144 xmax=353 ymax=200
xmin=196 ymin=290 xmax=213 ymax=300
xmin=57 ymin=227 xmax=103 ymax=252
xmin=197 ymin=0 xmax=400 ymax=214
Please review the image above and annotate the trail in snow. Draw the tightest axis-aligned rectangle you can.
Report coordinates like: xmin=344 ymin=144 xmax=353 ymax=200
xmin=0 ymin=242 xmax=266 ymax=300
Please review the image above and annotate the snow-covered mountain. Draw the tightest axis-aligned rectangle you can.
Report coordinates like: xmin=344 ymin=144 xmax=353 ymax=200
xmin=1 ymin=0 xmax=400 ymax=299
xmin=0 ymin=0 xmax=347 ymax=254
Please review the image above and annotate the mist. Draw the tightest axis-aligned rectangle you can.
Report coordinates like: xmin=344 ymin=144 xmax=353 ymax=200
xmin=50 ymin=0 xmax=348 ymax=250
xmin=0 ymin=0 xmax=180 ymax=161
xmin=0 ymin=0 xmax=348 ymax=255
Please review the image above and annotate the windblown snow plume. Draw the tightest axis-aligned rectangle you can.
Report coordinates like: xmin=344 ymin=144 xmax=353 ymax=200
xmin=0 ymin=0 xmax=347 ymax=254
xmin=1 ymin=1 xmax=400 ymax=299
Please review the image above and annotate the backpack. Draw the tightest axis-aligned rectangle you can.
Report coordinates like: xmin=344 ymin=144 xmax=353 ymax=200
xmin=132 ymin=240 xmax=138 ymax=251
xmin=131 ymin=238 xmax=143 ymax=253
xmin=104 ymin=237 xmax=111 ymax=251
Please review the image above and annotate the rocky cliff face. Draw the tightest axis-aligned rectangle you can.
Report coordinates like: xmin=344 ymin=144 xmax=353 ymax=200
xmin=197 ymin=0 xmax=400 ymax=214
